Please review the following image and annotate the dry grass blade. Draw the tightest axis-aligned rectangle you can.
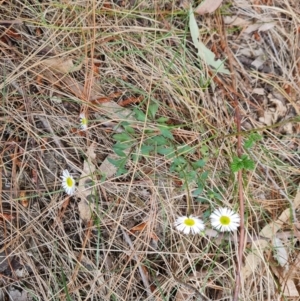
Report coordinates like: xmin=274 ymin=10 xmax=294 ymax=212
xmin=0 ymin=0 xmax=299 ymax=300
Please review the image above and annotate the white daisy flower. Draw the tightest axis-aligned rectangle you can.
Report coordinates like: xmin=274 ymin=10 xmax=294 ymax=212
xmin=174 ymin=215 xmax=205 ymax=235
xmin=80 ymin=113 xmax=88 ymax=131
xmin=210 ymin=207 xmax=240 ymax=232
xmin=61 ymin=169 xmax=76 ymax=195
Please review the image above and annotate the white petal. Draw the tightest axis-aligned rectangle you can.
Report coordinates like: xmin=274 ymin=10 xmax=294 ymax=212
xmin=62 ymin=169 xmax=70 ymax=178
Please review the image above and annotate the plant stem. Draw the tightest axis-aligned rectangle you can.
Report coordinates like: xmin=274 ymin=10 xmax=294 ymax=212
xmin=183 ymin=171 xmax=192 ymax=216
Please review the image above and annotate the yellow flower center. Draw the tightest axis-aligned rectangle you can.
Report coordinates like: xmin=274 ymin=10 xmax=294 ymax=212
xmin=184 ymin=218 xmax=195 ymax=227
xmin=220 ymin=216 xmax=230 ymax=225
xmin=81 ymin=117 xmax=87 ymax=125
xmin=66 ymin=177 xmax=74 ymax=187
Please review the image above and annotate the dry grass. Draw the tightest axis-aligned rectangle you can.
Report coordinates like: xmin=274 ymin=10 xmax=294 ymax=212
xmin=0 ymin=0 xmax=300 ymax=300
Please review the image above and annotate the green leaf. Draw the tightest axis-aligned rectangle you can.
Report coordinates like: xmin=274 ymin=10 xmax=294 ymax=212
xmin=207 ymin=189 xmax=215 ymax=199
xmin=134 ymin=108 xmax=147 ymax=122
xmin=200 ymin=145 xmax=209 ymax=157
xmin=108 ymin=157 xmax=128 ymax=176
xmin=159 ymin=126 xmax=174 ymax=139
xmin=113 ymin=132 xmax=132 ymax=142
xmin=178 ymin=145 xmax=194 ymax=154
xmin=243 ymin=158 xmax=255 ymax=170
xmin=212 ymin=191 xmax=222 ymax=200
xmin=119 ymin=121 xmax=130 ymax=127
xmin=140 ymin=144 xmax=155 ymax=156
xmin=156 ymin=117 xmax=169 ymax=124
xmin=124 ymin=125 xmax=135 ymax=134
xmin=107 ymin=157 xmax=126 ymax=168
xmin=202 ymin=209 xmax=212 ymax=218
xmin=149 ymin=135 xmax=168 ymax=146
xmin=131 ymin=153 xmax=140 ymax=163
xmin=116 ymin=167 xmax=128 ymax=176
xmin=200 ymin=171 xmax=209 ymax=181
xmin=189 ymin=5 xmax=230 ymax=74
xmin=144 ymin=129 xmax=155 ymax=134
xmin=181 ymin=170 xmax=197 ymax=182
xmin=113 ymin=142 xmax=131 ymax=157
xmin=148 ymin=102 xmax=159 ymax=119
xmin=230 ymin=156 xmax=244 ymax=172
xmin=192 ymin=186 xmax=204 ymax=196
xmin=196 ymin=197 xmax=209 ymax=204
xmin=114 ymin=142 xmax=131 ymax=150
xmin=192 ymin=159 xmax=206 ymax=169
xmin=244 ymin=140 xmax=254 ymax=149
xmin=230 ymin=155 xmax=255 ymax=172
xmin=157 ymin=146 xmax=175 ymax=156
xmin=100 ymin=173 xmax=107 ymax=182
xmin=170 ymin=156 xmax=187 ymax=172
xmin=244 ymin=133 xmax=262 ymax=149
xmin=113 ymin=148 xmax=126 ymax=157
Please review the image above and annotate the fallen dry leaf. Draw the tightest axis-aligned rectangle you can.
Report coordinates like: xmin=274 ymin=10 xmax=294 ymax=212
xmin=252 ymin=88 xmax=265 ymax=95
xmin=282 ymin=279 xmax=299 ymax=297
xmin=42 ymin=57 xmax=83 ymax=73
xmin=175 ymin=285 xmax=194 ymax=301
xmin=20 ymin=190 xmax=29 ymax=208
xmin=77 ymin=142 xmax=97 ymax=222
xmin=31 ymin=168 xmax=38 ymax=184
xmin=130 ymin=222 xmax=148 ymax=233
xmin=5 ymin=28 xmax=21 ymax=39
xmin=0 ymin=213 xmax=15 ymax=221
xmin=7 ymin=288 xmax=30 ymax=301
xmin=130 ymin=221 xmax=159 ymax=242
xmin=91 ymin=96 xmax=114 ymax=104
xmin=223 ymin=16 xmax=250 ymax=27
xmin=242 ymin=187 xmax=300 ymax=279
xmin=78 ymin=200 xmax=93 ymax=222
xmin=272 ymin=237 xmax=289 ymax=270
xmin=258 ymin=21 xmax=276 ymax=32
xmin=270 ymin=260 xmax=299 ymax=298
xmin=259 ymin=97 xmax=287 ymax=126
xmin=251 ymin=55 xmax=266 ymax=69
xmin=119 ymin=95 xmax=143 ymax=107
xmin=244 ymin=21 xmax=276 ymax=34
xmin=92 ymin=62 xmax=101 ymax=74
xmin=195 ymin=0 xmax=223 ymax=15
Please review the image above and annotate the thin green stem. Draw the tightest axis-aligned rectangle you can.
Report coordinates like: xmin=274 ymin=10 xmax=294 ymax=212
xmin=182 ymin=171 xmax=192 ymax=216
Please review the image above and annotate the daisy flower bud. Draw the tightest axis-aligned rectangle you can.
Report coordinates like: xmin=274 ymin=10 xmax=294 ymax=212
xmin=174 ymin=215 xmax=205 ymax=235
xmin=80 ymin=113 xmax=88 ymax=131
xmin=210 ymin=207 xmax=240 ymax=232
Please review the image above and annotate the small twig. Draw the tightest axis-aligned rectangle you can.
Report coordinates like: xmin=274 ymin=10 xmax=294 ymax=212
xmin=251 ymin=153 xmax=298 ymax=224
xmin=204 ymin=228 xmax=296 ymax=242
xmin=0 ymin=20 xmax=22 ymax=26
xmin=183 ymin=171 xmax=192 ymax=216
xmin=37 ymin=116 xmax=81 ymax=173
xmin=119 ymin=95 xmax=143 ymax=107
xmin=67 ymin=219 xmax=93 ymax=294
xmin=233 ymin=106 xmax=245 ymax=301
xmin=173 ymin=276 xmax=211 ymax=301
xmin=121 ymin=228 xmax=152 ymax=298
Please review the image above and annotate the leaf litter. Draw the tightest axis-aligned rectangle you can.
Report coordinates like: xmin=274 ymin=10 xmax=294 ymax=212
xmin=77 ymin=142 xmax=97 ymax=222
xmin=0 ymin=0 xmax=300 ymax=300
